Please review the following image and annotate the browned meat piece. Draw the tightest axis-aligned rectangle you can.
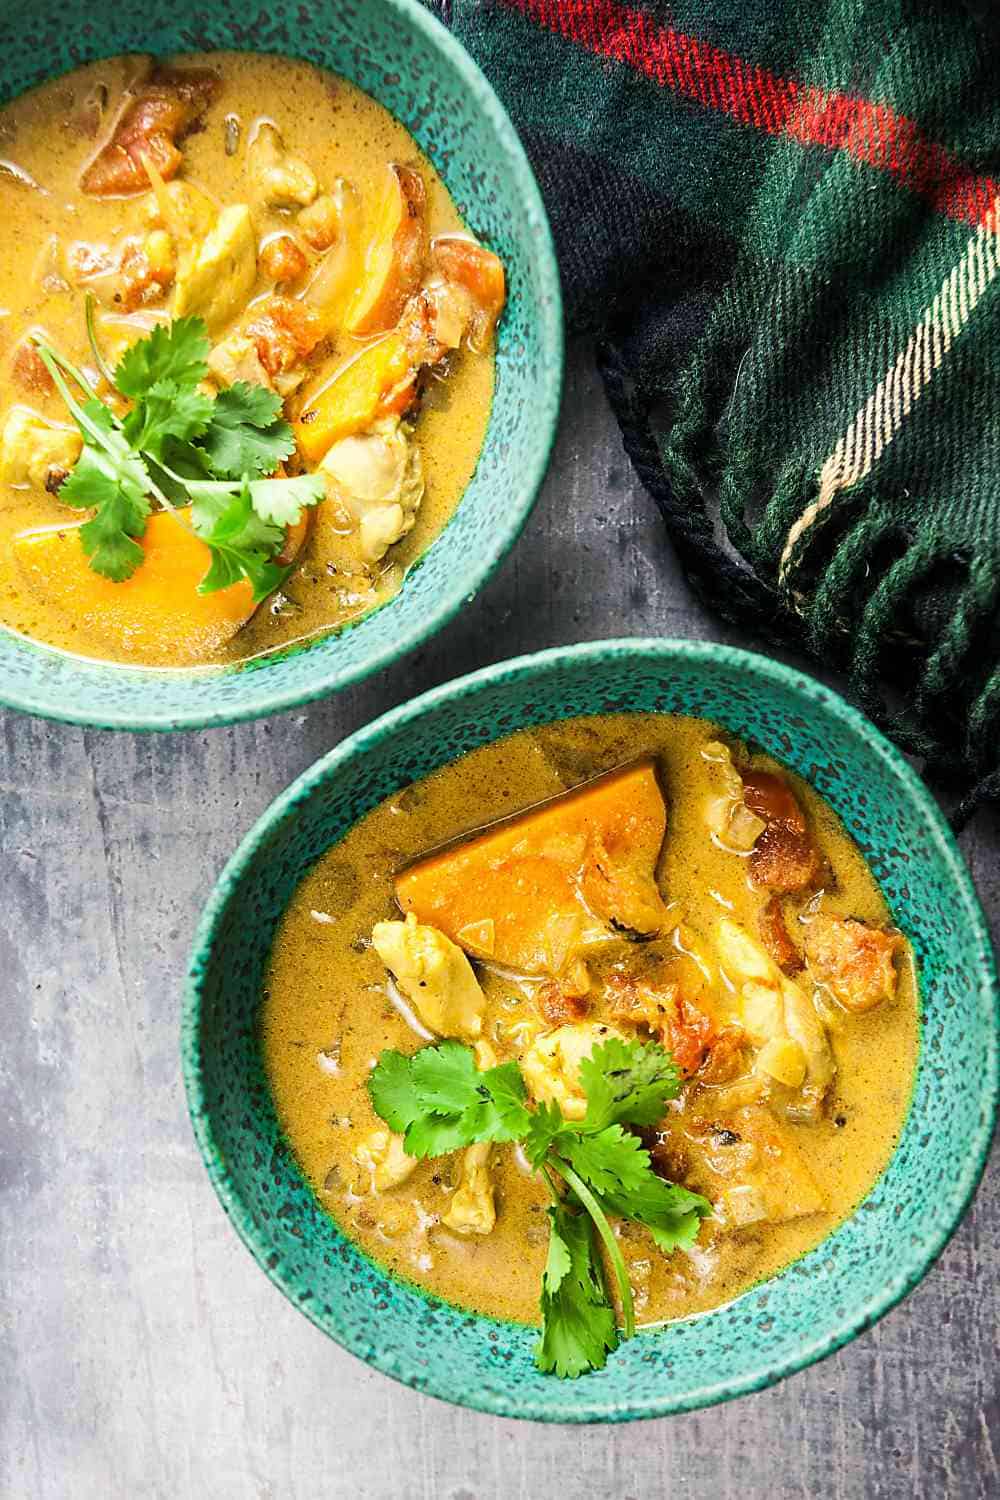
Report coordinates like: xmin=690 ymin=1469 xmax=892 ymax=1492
xmin=81 ymin=67 xmax=220 ymax=197
xmin=804 ymin=912 xmax=904 ymax=1013
xmin=695 ymin=1025 xmax=749 ymax=1085
xmin=260 ymin=235 xmax=309 ymax=286
xmin=758 ymin=895 xmax=803 ymax=973
xmin=248 ymin=295 xmax=323 ymax=379
xmin=431 ymin=236 xmax=506 ymax=350
xmin=117 ymin=235 xmax=174 ymax=311
xmin=604 ymin=970 xmax=715 ymax=1077
xmin=536 ymin=981 xmax=590 ymax=1026
xmin=605 ymin=969 xmax=667 ymax=1031
xmin=661 ymin=994 xmax=717 ymax=1077
xmin=11 ymin=342 xmax=54 ymax=396
xmin=742 ymin=770 xmax=821 ymax=893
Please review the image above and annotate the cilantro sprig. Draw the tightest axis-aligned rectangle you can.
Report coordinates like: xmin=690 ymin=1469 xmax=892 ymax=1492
xmin=368 ymin=1035 xmax=712 ymax=1379
xmin=32 ymin=308 xmax=323 ymax=600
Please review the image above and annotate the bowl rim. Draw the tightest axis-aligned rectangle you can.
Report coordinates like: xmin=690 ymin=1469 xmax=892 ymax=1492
xmin=182 ymin=638 xmax=1000 ymax=1422
xmin=0 ymin=0 xmax=564 ymax=733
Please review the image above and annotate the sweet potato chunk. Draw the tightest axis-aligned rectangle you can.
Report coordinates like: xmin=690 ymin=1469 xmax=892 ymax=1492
xmin=432 ymin=236 xmax=506 ymax=349
xmin=13 ymin=508 xmax=255 ymax=664
xmin=346 ymin=165 xmax=427 ymax=336
xmin=742 ymin=770 xmax=821 ymax=893
xmin=81 ymin=68 xmax=220 ymax=197
xmin=295 ymin=334 xmax=415 ymax=462
xmin=395 ymin=760 xmax=669 ymax=980
xmin=710 ymin=1105 xmax=825 ymax=1224
xmin=804 ymin=912 xmax=904 ymax=1013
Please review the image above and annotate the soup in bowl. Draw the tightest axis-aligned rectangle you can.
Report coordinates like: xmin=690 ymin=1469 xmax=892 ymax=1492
xmin=0 ymin=0 xmax=561 ymax=727
xmin=183 ymin=641 xmax=998 ymax=1421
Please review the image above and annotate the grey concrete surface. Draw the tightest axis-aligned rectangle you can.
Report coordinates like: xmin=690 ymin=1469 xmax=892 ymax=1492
xmin=1 ymin=345 xmax=998 ymax=1500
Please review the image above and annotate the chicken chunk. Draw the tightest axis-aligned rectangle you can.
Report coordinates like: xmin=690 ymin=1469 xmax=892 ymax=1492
xmin=173 ymin=204 xmax=257 ymax=333
xmin=716 ymin=918 xmax=834 ymax=1119
xmin=144 ymin=179 xmax=217 ymax=243
xmin=353 ymin=1128 xmax=418 ymax=1192
xmin=371 ymin=912 xmax=485 ymax=1040
xmin=11 ymin=343 xmax=54 ymax=397
xmin=260 ymin=234 xmax=308 ymax=285
xmin=206 ymin=330 xmax=274 ymax=391
xmin=81 ymin=67 xmax=220 ymax=196
xmin=441 ymin=1143 xmax=496 ymax=1236
xmin=248 ymin=122 xmax=318 ymax=209
xmin=804 ymin=912 xmax=904 ymax=1014
xmin=319 ymin=418 xmax=425 ymax=563
xmin=520 ymin=1022 xmax=625 ymax=1121
xmin=431 ymin=236 xmax=506 ymax=351
xmin=0 ymin=408 xmax=82 ymax=493
xmin=701 ymin=740 xmax=766 ymax=852
xmin=298 ymin=192 xmax=342 ymax=251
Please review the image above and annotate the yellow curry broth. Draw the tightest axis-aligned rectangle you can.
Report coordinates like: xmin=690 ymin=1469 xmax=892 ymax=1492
xmin=0 ymin=53 xmax=492 ymax=666
xmin=262 ymin=715 xmax=919 ymax=1327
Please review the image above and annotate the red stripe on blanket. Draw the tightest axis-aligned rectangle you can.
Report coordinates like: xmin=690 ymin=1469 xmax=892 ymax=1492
xmin=502 ymin=0 xmax=1000 ymax=231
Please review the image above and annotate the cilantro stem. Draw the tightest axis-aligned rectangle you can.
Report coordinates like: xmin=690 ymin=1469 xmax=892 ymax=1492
xmin=32 ymin=345 xmax=109 ymax=450
xmin=84 ymin=293 xmax=117 ymax=388
xmin=550 ymin=1158 xmax=636 ymax=1340
xmin=540 ymin=1163 xmax=563 ymax=1207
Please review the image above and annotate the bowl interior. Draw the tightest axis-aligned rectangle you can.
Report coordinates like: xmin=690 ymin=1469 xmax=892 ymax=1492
xmin=184 ymin=641 xmax=998 ymax=1422
xmin=0 ymin=0 xmax=561 ymax=729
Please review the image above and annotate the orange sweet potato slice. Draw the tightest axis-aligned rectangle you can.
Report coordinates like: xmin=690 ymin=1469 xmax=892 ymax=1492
xmin=346 ymin=165 xmax=427 ymax=336
xmin=395 ymin=760 xmax=669 ymax=979
xmin=14 ymin=508 xmax=256 ymax=664
xmin=294 ymin=333 xmax=416 ymax=462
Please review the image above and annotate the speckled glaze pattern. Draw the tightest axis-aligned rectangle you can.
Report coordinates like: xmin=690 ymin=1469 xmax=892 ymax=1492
xmin=183 ymin=640 xmax=999 ymax=1423
xmin=0 ymin=0 xmax=562 ymax=731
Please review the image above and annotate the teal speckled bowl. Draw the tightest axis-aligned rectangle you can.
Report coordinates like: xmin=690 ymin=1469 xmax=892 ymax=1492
xmin=0 ymin=0 xmax=561 ymax=730
xmin=183 ymin=641 xmax=998 ymax=1422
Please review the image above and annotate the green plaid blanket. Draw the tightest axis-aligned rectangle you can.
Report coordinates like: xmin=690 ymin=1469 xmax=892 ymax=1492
xmin=433 ymin=0 xmax=1000 ymax=817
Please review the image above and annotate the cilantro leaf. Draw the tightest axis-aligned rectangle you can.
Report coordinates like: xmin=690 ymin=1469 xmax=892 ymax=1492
xmin=57 ymin=408 xmax=153 ymax=581
xmin=556 ymin=1123 xmax=653 ymax=1198
xmin=190 ymin=484 xmax=289 ymax=602
xmin=536 ymin=1203 xmax=618 ymax=1379
xmin=358 ymin=1035 xmax=709 ymax=1382
xmin=480 ymin=1060 xmax=532 ymax=1139
xmin=523 ymin=1099 xmax=569 ymax=1169
xmin=367 ymin=1049 xmax=423 ymax=1134
xmin=198 ymin=382 xmax=295 ymax=479
xmin=367 ymin=1043 xmax=531 ymax=1159
xmin=114 ymin=316 xmax=210 ymax=399
xmin=578 ymin=1036 xmax=682 ymax=1131
xmin=249 ymin=473 xmax=326 ymax=526
xmin=124 ymin=380 xmax=214 ymax=460
xmin=403 ymin=1112 xmax=487 ymax=1159
xmin=593 ymin=1174 xmax=711 ymax=1253
xmin=409 ymin=1040 xmax=481 ymax=1113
